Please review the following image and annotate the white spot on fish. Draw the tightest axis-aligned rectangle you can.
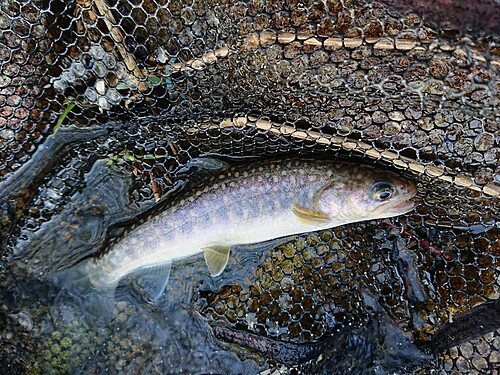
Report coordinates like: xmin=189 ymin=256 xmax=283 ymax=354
xmin=258 ymin=199 xmax=264 ymax=212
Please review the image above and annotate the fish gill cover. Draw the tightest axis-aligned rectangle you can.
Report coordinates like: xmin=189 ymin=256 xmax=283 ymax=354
xmin=0 ymin=0 xmax=498 ymax=374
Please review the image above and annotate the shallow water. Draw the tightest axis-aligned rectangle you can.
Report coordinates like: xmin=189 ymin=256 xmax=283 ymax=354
xmin=1 ymin=0 xmax=499 ymax=371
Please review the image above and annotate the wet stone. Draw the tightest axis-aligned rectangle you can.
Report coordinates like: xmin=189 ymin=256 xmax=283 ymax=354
xmin=315 ymin=244 xmax=328 ymax=256
xmin=283 ymin=243 xmax=296 ymax=259
xmin=293 ymin=254 xmax=303 ymax=268
xmin=492 ymin=335 xmax=500 ymax=351
xmin=282 ymin=259 xmax=294 ymax=274
xmin=311 ymin=257 xmax=324 ymax=269
xmin=475 ymin=338 xmax=491 ymax=356
xmin=260 ymin=273 xmax=272 ymax=288
xmin=474 ymin=133 xmax=494 ymax=152
xmin=459 ymin=342 xmax=475 ymax=359
xmin=319 ymin=230 xmax=333 ymax=242
xmin=291 ymin=288 xmax=304 ymax=302
xmin=280 ymin=276 xmax=293 ymax=292
xmin=272 ymin=250 xmax=284 ymax=265
xmin=448 ymin=346 xmax=460 ymax=359
xmin=471 ymin=354 xmax=488 ymax=371
xmin=490 ymin=351 xmax=499 ymax=364
xmin=261 ymin=260 xmax=273 ymax=273
xmin=248 ymin=298 xmax=259 ymax=312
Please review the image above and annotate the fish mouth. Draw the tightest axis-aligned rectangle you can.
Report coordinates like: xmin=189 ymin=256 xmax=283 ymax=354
xmin=373 ymin=194 xmax=416 ymax=216
xmin=388 ymin=199 xmax=415 ymax=214
xmin=390 ymin=180 xmax=417 ymax=214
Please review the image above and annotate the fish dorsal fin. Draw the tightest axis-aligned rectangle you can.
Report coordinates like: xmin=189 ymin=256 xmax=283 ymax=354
xmin=292 ymin=203 xmax=330 ymax=224
xmin=178 ymin=156 xmax=230 ymax=186
xmin=203 ymin=245 xmax=231 ymax=277
xmin=134 ymin=262 xmax=172 ymax=303
xmin=188 ymin=156 xmax=230 ymax=171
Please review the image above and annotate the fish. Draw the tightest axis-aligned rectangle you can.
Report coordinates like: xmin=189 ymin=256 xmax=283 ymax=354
xmin=57 ymin=158 xmax=416 ymax=309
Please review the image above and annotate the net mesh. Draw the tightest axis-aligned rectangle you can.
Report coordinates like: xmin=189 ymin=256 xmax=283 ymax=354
xmin=0 ymin=0 xmax=498 ymax=373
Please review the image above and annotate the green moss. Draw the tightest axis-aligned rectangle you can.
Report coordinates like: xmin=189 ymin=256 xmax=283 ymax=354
xmin=50 ymin=343 xmax=61 ymax=355
xmin=49 ymin=356 xmax=60 ymax=367
xmin=59 ymin=351 xmax=69 ymax=361
xmin=60 ymin=337 xmax=72 ymax=348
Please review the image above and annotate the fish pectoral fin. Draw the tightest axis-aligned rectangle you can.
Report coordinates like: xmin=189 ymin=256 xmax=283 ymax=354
xmin=292 ymin=203 xmax=330 ymax=224
xmin=133 ymin=262 xmax=172 ymax=303
xmin=203 ymin=245 xmax=231 ymax=277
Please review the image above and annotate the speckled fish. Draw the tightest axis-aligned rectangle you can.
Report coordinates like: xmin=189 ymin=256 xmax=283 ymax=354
xmin=72 ymin=158 xmax=416 ymax=302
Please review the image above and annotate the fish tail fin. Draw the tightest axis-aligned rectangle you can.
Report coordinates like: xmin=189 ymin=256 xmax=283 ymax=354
xmin=51 ymin=259 xmax=118 ymax=327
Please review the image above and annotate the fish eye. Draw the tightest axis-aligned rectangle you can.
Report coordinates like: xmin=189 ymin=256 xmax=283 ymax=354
xmin=371 ymin=182 xmax=395 ymax=201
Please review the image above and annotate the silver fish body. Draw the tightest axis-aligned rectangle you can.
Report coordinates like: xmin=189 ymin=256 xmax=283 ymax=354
xmin=86 ymin=159 xmax=416 ymax=290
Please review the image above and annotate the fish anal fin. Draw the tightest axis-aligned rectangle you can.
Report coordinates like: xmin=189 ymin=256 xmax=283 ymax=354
xmin=292 ymin=203 xmax=330 ymax=224
xmin=133 ymin=262 xmax=172 ymax=303
xmin=203 ymin=245 xmax=231 ymax=277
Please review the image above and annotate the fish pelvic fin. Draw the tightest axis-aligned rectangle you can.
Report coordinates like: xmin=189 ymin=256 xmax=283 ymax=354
xmin=126 ymin=262 xmax=172 ymax=304
xmin=203 ymin=245 xmax=231 ymax=277
xmin=292 ymin=203 xmax=330 ymax=224
xmin=51 ymin=259 xmax=118 ymax=327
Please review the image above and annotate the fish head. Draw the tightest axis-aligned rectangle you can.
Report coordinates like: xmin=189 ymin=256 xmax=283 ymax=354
xmin=317 ymin=166 xmax=417 ymax=222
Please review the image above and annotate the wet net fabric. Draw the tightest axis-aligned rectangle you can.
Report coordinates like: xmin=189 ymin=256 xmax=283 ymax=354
xmin=0 ymin=0 xmax=498 ymax=373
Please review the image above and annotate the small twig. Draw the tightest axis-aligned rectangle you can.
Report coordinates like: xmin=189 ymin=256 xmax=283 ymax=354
xmin=89 ymin=0 xmax=149 ymax=92
xmin=149 ymin=172 xmax=163 ymax=201
xmin=143 ymin=46 xmax=231 ymax=77
xmin=168 ymin=143 xmax=179 ymax=156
